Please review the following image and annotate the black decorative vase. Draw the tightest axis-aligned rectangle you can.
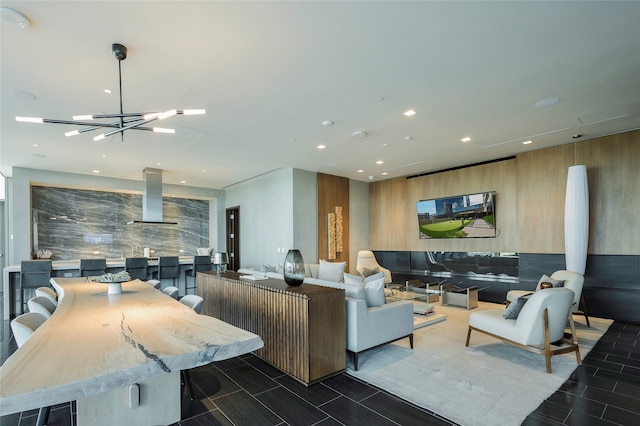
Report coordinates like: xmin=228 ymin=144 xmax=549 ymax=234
xmin=283 ymin=249 xmax=305 ymax=286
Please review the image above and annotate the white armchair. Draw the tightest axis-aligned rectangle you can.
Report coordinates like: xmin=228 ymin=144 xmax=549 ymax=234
xmin=507 ymin=270 xmax=589 ymax=326
xmin=466 ymin=287 xmax=581 ymax=373
xmin=346 ymin=297 xmax=414 ymax=370
xmin=356 ymin=250 xmax=392 ymax=284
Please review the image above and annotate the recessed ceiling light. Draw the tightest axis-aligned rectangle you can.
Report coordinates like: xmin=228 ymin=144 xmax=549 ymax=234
xmin=202 ymin=169 xmax=207 ymax=172
xmin=33 ymin=144 xmax=38 ymax=147
xmin=93 ymin=170 xmax=100 ymax=174
xmin=382 ymin=143 xmax=390 ymax=147
xmin=156 ymin=162 xmax=161 ymax=166
xmin=321 ymin=120 xmax=334 ymax=127
xmin=353 ymin=130 xmax=367 ymax=138
xmin=0 ymin=7 xmax=31 ymax=29
xmin=522 ymin=140 xmax=533 ymax=145
xmin=572 ymin=134 xmax=583 ymax=139
xmin=368 ymin=176 xmax=375 ymax=180
xmin=381 ymin=172 xmax=389 ymax=176
xmin=461 ymin=137 xmax=471 ymax=142
xmin=317 ymin=144 xmax=326 ymax=149
xmin=11 ymin=90 xmax=36 ymax=101
xmin=403 ymin=109 xmax=416 ymax=117
xmin=376 ymin=160 xmax=384 ymax=165
xmin=535 ymin=97 xmax=560 ymax=108
xmin=101 ymin=154 xmax=107 ymax=157
xmin=404 ymin=136 xmax=413 ymax=141
xmin=104 ymin=89 xmax=112 ymax=94
xmin=180 ymin=180 xmax=186 ymax=184
xmin=357 ymin=169 xmax=364 ymax=173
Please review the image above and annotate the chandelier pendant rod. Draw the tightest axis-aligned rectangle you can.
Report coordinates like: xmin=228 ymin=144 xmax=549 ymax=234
xmin=118 ymin=55 xmax=124 ymax=141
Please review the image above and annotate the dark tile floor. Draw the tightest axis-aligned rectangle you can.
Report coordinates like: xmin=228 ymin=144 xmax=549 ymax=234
xmin=2 ymin=319 xmax=639 ymax=426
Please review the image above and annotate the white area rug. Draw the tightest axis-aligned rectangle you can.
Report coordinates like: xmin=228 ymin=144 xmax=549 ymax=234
xmin=347 ymin=302 xmax=612 ymax=426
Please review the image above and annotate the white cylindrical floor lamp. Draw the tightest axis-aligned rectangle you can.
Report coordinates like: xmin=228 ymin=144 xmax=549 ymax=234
xmin=564 ymin=165 xmax=589 ymax=275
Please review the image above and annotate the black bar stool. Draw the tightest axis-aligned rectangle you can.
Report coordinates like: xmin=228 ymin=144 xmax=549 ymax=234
xmin=79 ymin=258 xmax=107 ymax=277
xmin=184 ymin=255 xmax=211 ymax=295
xmin=19 ymin=260 xmax=52 ymax=315
xmin=125 ymin=257 xmax=149 ymax=281
xmin=152 ymin=256 xmax=180 ymax=286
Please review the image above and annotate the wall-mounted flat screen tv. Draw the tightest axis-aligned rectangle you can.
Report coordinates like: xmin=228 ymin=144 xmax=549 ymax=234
xmin=416 ymin=191 xmax=496 ymax=239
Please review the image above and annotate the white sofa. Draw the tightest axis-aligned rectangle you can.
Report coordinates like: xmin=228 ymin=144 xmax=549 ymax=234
xmin=238 ymin=263 xmax=414 ymax=370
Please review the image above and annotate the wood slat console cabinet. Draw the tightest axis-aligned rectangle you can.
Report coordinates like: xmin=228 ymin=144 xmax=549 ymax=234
xmin=197 ymin=271 xmax=346 ymax=385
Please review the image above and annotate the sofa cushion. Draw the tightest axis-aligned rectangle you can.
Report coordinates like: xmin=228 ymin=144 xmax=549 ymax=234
xmin=303 ymin=277 xmax=365 ymax=300
xmin=503 ymin=293 xmax=533 ymax=319
xmin=318 ymin=260 xmax=346 ymax=282
xmin=536 ymin=274 xmax=564 ymax=290
xmin=362 ymin=274 xmax=386 ymax=307
xmin=344 ymin=272 xmax=364 ymax=286
xmin=307 ymin=263 xmax=320 ymax=278
xmin=261 ymin=264 xmax=276 ymax=272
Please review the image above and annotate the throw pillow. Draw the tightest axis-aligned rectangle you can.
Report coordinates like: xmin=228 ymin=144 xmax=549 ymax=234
xmin=343 ymin=283 xmax=366 ymax=300
xmin=536 ymin=274 xmax=564 ymax=290
xmin=362 ymin=266 xmax=380 ymax=278
xmin=318 ymin=259 xmax=347 ymax=282
xmin=307 ymin=264 xmax=319 ymax=278
xmin=364 ymin=271 xmax=386 ymax=283
xmin=503 ymin=293 xmax=533 ymax=319
xmin=261 ymin=264 xmax=276 ymax=273
xmin=362 ymin=275 xmax=386 ymax=307
xmin=343 ymin=272 xmax=364 ymax=286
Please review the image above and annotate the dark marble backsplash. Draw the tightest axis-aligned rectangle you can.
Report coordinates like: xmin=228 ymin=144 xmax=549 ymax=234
xmin=31 ymin=186 xmax=209 ymax=260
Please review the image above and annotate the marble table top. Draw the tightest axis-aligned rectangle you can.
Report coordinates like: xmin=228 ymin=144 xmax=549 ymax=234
xmin=0 ymin=277 xmax=263 ymax=416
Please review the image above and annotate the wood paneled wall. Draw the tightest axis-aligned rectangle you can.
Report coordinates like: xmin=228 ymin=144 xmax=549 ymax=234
xmin=370 ymin=129 xmax=640 ymax=255
xmin=317 ymin=173 xmax=350 ymax=263
xmin=371 ymin=158 xmax=517 ymax=252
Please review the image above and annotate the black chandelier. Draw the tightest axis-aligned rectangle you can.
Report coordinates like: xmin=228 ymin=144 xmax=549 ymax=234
xmin=16 ymin=43 xmax=205 ymax=141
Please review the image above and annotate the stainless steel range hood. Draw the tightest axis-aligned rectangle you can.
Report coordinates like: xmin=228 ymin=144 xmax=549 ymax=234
xmin=127 ymin=167 xmax=177 ymax=225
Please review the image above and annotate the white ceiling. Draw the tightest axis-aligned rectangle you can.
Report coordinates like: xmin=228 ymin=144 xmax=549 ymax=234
xmin=2 ymin=1 xmax=639 ymax=189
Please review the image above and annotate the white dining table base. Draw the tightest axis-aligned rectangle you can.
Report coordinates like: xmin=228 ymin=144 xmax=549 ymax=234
xmin=77 ymin=371 xmax=180 ymax=426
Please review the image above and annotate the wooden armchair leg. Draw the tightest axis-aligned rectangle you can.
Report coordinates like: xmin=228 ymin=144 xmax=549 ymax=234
xmin=465 ymin=326 xmax=472 ymax=346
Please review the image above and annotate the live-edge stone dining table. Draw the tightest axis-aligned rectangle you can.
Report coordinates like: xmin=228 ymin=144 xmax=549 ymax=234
xmin=0 ymin=277 xmax=264 ymax=426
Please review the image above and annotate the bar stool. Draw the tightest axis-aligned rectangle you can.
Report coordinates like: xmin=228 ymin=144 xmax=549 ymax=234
xmin=10 ymin=312 xmax=52 ymax=426
xmin=19 ymin=260 xmax=52 ymax=315
xmin=79 ymin=258 xmax=107 ymax=277
xmin=152 ymin=256 xmax=180 ymax=286
xmin=184 ymin=255 xmax=211 ymax=295
xmin=125 ymin=257 xmax=148 ymax=281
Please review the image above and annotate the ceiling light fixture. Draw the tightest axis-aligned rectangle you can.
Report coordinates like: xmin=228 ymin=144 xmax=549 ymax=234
xmin=461 ymin=137 xmax=471 ymax=142
xmin=352 ymin=130 xmax=367 ymax=138
xmin=534 ymin=97 xmax=560 ymax=108
xmin=403 ymin=109 xmax=416 ymax=117
xmin=522 ymin=140 xmax=533 ymax=145
xmin=15 ymin=43 xmax=205 ymax=142
xmin=0 ymin=7 xmax=31 ymax=29
xmin=317 ymin=144 xmax=326 ymax=149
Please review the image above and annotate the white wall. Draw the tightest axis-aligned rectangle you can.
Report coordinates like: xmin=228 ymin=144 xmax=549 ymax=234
xmin=292 ymin=169 xmax=318 ymax=264
xmin=225 ymin=168 xmax=319 ymax=268
xmin=7 ymin=167 xmax=224 ymax=265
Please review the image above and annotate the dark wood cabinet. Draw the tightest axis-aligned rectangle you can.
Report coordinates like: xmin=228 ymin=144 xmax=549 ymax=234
xmin=197 ymin=271 xmax=346 ymax=385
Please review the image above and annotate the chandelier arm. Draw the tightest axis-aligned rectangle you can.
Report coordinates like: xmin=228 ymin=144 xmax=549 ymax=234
xmin=102 ymin=116 xmax=159 ymax=138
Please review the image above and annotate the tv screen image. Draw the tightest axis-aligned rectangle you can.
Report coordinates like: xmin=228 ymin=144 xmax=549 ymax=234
xmin=416 ymin=191 xmax=496 ymax=238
